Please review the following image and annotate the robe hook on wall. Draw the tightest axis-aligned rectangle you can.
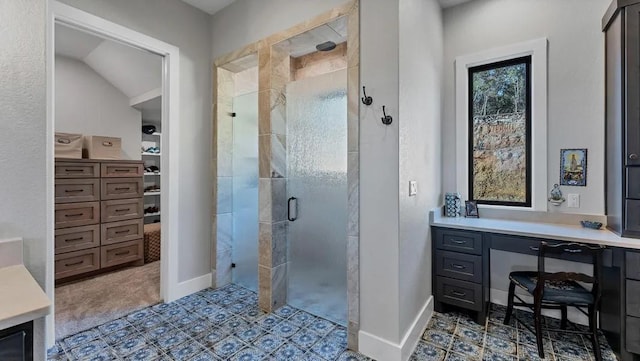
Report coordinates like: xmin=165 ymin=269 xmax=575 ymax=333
xmin=361 ymin=86 xmax=373 ymax=106
xmin=381 ymin=106 xmax=393 ymax=125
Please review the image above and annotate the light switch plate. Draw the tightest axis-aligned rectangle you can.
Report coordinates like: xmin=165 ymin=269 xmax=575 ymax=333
xmin=409 ymin=181 xmax=417 ymax=196
xmin=568 ymin=194 xmax=580 ymax=208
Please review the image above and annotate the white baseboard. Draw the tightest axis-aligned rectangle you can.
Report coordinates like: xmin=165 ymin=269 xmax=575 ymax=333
xmin=173 ymin=273 xmax=212 ymax=300
xmin=490 ymin=288 xmax=588 ymax=326
xmin=359 ymin=296 xmax=434 ymax=361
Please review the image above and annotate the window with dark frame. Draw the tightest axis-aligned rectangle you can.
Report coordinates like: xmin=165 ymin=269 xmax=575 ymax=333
xmin=468 ymin=56 xmax=532 ymax=207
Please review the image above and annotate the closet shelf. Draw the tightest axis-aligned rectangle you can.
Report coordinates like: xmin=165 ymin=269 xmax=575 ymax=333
xmin=142 ymin=152 xmax=161 ymax=156
xmin=145 ymin=212 xmax=161 ymax=217
xmin=144 ymin=172 xmax=161 ymax=176
xmin=144 ymin=192 xmax=161 ymax=196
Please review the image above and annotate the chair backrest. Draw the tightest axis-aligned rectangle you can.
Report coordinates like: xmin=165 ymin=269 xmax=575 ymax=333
xmin=535 ymin=241 xmax=606 ymax=301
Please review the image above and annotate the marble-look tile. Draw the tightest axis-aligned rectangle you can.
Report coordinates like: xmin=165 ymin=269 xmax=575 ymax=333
xmin=347 ymin=236 xmax=359 ymax=324
xmin=258 ymin=90 xmax=272 ymax=136
xmin=347 ymin=66 xmax=359 ymax=153
xmin=215 ymin=212 xmax=233 ymax=251
xmin=347 ymin=152 xmax=359 ymax=237
xmin=259 ymin=135 xmax=271 ymax=179
xmin=271 ymin=178 xmax=287 ymax=222
xmin=216 ymin=108 xmax=233 ymax=178
xmin=258 ymin=222 xmax=272 ymax=268
xmin=216 ymin=177 xmax=233 ymax=214
xmin=347 ymin=320 xmax=359 ymax=351
xmin=258 ymin=178 xmax=272 ymax=223
xmin=271 ymin=90 xmax=286 ymax=135
xmin=215 ymin=41 xmax=260 ymax=68
xmin=271 ymin=134 xmax=286 ymax=178
xmin=258 ymin=265 xmax=272 ymax=312
xmin=347 ymin=4 xmax=359 ymax=67
xmin=271 ymin=46 xmax=291 ymax=92
xmin=259 ymin=47 xmax=271 ymax=92
xmin=234 ymin=67 xmax=259 ymax=97
xmin=271 ymin=263 xmax=288 ymax=309
xmin=216 ymin=247 xmax=232 ymax=286
xmin=272 ymin=221 xmax=288 ymax=267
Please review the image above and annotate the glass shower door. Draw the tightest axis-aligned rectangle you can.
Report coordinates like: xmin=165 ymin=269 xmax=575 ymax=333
xmin=232 ymin=91 xmax=259 ymax=292
xmin=286 ymin=69 xmax=348 ymax=325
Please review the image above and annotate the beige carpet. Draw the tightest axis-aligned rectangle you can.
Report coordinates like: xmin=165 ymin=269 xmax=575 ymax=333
xmin=55 ymin=261 xmax=160 ymax=340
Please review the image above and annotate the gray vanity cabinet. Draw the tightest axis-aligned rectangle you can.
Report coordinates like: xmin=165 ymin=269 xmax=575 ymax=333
xmin=604 ymin=0 xmax=640 ymax=238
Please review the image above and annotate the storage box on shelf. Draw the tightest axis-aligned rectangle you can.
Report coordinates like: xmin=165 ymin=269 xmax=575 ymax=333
xmin=54 ymin=133 xmax=83 ymax=159
xmin=54 ymin=159 xmax=144 ymax=282
xmin=83 ymin=136 xmax=122 ymax=160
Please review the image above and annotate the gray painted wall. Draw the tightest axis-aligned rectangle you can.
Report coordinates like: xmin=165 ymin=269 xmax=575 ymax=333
xmin=398 ymin=0 xmax=443 ymax=338
xmin=442 ymin=0 xmax=610 ymax=215
xmin=0 ymin=0 xmax=47 ymax=359
xmin=55 ymin=55 xmax=143 ymax=160
xmin=58 ymin=0 xmax=213 ymax=281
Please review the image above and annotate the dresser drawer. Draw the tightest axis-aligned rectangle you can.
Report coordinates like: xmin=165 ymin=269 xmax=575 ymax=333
xmin=55 ymin=162 xmax=99 ymax=178
xmin=625 ymin=200 xmax=640 ymax=232
xmin=627 ymin=279 xmax=640 ymax=318
xmin=434 ymin=228 xmax=483 ymax=255
xmin=101 ymin=219 xmax=143 ymax=246
xmin=101 ymin=239 xmax=143 ymax=268
xmin=101 ymin=199 xmax=143 ymax=223
xmin=627 ymin=251 xmax=640 ymax=280
xmin=55 ymin=225 xmax=100 ymax=254
xmin=436 ymin=250 xmax=482 ymax=283
xmin=101 ymin=163 xmax=144 ymax=178
xmin=627 ymin=316 xmax=640 ymax=354
xmin=627 ymin=168 xmax=640 ymax=199
xmin=55 ymin=179 xmax=100 ymax=203
xmin=55 ymin=202 xmax=100 ymax=229
xmin=101 ymin=178 xmax=143 ymax=200
xmin=55 ymin=248 xmax=100 ymax=279
xmin=436 ymin=276 xmax=483 ymax=311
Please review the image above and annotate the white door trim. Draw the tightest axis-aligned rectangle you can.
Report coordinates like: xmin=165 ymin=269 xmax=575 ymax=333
xmin=46 ymin=1 xmax=181 ymax=347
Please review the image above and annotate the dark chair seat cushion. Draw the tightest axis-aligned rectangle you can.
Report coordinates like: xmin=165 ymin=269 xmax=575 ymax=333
xmin=509 ymin=271 xmax=593 ymax=304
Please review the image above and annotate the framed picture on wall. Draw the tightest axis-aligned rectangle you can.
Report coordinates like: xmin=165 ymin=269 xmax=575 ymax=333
xmin=560 ymin=149 xmax=587 ymax=186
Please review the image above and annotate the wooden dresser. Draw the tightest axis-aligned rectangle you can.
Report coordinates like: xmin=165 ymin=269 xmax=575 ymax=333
xmin=54 ymin=159 xmax=145 ymax=281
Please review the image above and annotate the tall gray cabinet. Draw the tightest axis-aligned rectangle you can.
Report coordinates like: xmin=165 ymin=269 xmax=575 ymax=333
xmin=604 ymin=0 xmax=640 ymax=239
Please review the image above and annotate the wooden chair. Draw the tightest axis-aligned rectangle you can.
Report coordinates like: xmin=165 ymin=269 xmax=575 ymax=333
xmin=503 ymin=241 xmax=605 ymax=360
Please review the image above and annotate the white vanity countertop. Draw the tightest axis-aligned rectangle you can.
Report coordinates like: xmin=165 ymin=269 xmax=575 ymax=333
xmin=430 ymin=211 xmax=640 ymax=250
xmin=0 ymin=238 xmax=51 ymax=330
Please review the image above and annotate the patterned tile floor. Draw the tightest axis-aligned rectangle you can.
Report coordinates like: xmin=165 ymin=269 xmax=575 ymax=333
xmin=47 ymin=284 xmax=618 ymax=361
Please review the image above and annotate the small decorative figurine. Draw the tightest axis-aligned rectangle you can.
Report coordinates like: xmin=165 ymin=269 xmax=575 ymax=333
xmin=548 ymin=184 xmax=565 ymax=206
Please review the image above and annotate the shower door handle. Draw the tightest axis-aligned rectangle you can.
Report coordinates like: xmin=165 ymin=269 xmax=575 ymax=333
xmin=288 ymin=197 xmax=298 ymax=222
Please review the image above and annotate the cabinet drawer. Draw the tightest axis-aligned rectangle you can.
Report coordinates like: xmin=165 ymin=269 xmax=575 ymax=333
xmin=55 ymin=248 xmax=100 ymax=279
xmin=628 ymin=251 xmax=640 ymax=280
xmin=101 ymin=199 xmax=143 ymax=223
xmin=101 ymin=239 xmax=143 ymax=268
xmin=55 ymin=179 xmax=100 ymax=203
xmin=627 ymin=168 xmax=640 ymax=199
xmin=627 ymin=316 xmax=640 ymax=354
xmin=101 ymin=219 xmax=143 ymax=246
xmin=55 ymin=202 xmax=100 ymax=229
xmin=55 ymin=225 xmax=100 ymax=254
xmin=627 ymin=279 xmax=640 ymax=318
xmin=625 ymin=200 xmax=640 ymax=232
xmin=55 ymin=162 xmax=99 ymax=178
xmin=434 ymin=228 xmax=483 ymax=255
xmin=101 ymin=163 xmax=144 ymax=178
xmin=101 ymin=178 xmax=143 ymax=200
xmin=436 ymin=276 xmax=483 ymax=311
xmin=436 ymin=250 xmax=482 ymax=283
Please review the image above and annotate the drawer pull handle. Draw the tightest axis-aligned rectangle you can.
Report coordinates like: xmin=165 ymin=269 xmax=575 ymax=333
xmin=114 ymin=208 xmax=130 ymax=213
xmin=451 ymin=290 xmax=467 ymax=297
xmin=115 ymin=187 xmax=131 ymax=191
xmin=451 ymin=264 xmax=466 ymax=270
xmin=64 ymin=189 xmax=84 ymax=193
xmin=65 ymin=213 xmax=84 ymax=218
xmin=115 ymin=230 xmax=130 ymax=234
xmin=65 ymin=169 xmax=84 ymax=172
xmin=65 ymin=261 xmax=83 ymax=267
xmin=563 ymin=248 xmax=582 ymax=254
xmin=529 ymin=246 xmax=539 ymax=251
xmin=114 ymin=169 xmax=129 ymax=172
xmin=450 ymin=239 xmax=466 ymax=245
xmin=115 ymin=251 xmax=130 ymax=256
xmin=66 ymin=237 xmax=84 ymax=242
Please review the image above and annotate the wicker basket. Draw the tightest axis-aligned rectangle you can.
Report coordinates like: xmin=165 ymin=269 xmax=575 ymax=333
xmin=143 ymin=223 xmax=161 ymax=263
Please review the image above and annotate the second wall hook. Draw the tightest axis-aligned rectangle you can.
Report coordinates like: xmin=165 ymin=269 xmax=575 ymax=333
xmin=361 ymin=86 xmax=373 ymax=106
xmin=381 ymin=106 xmax=393 ymax=125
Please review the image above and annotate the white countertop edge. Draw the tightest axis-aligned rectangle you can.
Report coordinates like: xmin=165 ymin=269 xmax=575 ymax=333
xmin=429 ymin=209 xmax=640 ymax=250
xmin=0 ymin=305 xmax=50 ymax=331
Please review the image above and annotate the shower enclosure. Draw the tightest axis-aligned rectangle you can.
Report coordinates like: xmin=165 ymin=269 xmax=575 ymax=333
xmin=232 ymin=91 xmax=259 ymax=292
xmin=286 ymin=69 xmax=348 ymax=325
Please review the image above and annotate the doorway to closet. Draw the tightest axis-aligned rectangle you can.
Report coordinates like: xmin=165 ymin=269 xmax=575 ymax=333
xmin=51 ymin=18 xmax=168 ymax=341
